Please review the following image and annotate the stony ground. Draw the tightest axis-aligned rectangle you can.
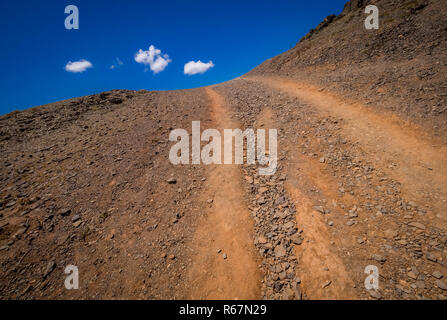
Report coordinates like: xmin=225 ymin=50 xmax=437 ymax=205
xmin=249 ymin=0 xmax=447 ymax=141
xmin=0 ymin=89 xmax=212 ymax=299
xmin=1 ymin=0 xmax=446 ymax=300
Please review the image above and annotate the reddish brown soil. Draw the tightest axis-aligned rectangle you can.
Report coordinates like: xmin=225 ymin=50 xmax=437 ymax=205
xmin=1 ymin=0 xmax=446 ymax=300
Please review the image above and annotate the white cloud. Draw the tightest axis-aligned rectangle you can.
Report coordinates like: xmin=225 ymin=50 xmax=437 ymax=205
xmin=65 ymin=59 xmax=93 ymax=73
xmin=134 ymin=45 xmax=171 ymax=74
xmin=184 ymin=60 xmax=214 ymax=75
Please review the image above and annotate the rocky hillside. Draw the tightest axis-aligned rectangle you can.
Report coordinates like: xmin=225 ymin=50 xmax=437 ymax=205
xmin=1 ymin=0 xmax=446 ymax=300
xmin=248 ymin=0 xmax=447 ymax=141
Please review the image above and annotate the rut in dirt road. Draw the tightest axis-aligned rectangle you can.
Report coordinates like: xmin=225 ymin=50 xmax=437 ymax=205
xmin=186 ymin=87 xmax=261 ymax=299
xmin=254 ymin=107 xmax=357 ymax=299
xmin=209 ymin=85 xmax=306 ymax=300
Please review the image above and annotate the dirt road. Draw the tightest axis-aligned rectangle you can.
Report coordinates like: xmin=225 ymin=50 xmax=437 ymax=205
xmin=209 ymin=76 xmax=447 ymax=300
xmin=1 ymin=76 xmax=446 ymax=300
xmin=186 ymin=88 xmax=261 ymax=299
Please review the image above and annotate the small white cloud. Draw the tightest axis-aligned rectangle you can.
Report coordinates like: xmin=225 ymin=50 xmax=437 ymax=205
xmin=110 ymin=57 xmax=124 ymax=70
xmin=65 ymin=59 xmax=93 ymax=73
xmin=134 ymin=45 xmax=171 ymax=74
xmin=184 ymin=60 xmax=214 ymax=75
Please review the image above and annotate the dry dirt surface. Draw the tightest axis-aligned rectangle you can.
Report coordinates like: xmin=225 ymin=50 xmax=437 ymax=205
xmin=1 ymin=0 xmax=447 ymax=300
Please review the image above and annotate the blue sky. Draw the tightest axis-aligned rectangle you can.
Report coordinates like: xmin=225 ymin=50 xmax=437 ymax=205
xmin=0 ymin=0 xmax=347 ymax=115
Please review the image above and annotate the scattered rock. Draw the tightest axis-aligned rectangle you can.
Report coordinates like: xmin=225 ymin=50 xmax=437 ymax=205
xmin=426 ymin=252 xmax=437 ymax=262
xmin=256 ymin=236 xmax=267 ymax=244
xmin=436 ymin=280 xmax=447 ymax=290
xmin=292 ymin=282 xmax=302 ymax=300
xmin=415 ymin=280 xmax=425 ymax=289
xmin=369 ymin=289 xmax=382 ymax=299
xmin=73 ymin=220 xmax=82 ymax=227
xmin=407 ymin=268 xmax=419 ymax=280
xmin=314 ymin=206 xmax=325 ymax=214
xmin=275 ymin=196 xmax=286 ymax=205
xmin=274 ymin=245 xmax=287 ymax=258
xmin=346 ymin=220 xmax=356 ymax=226
xmin=43 ymin=261 xmax=56 ymax=278
xmin=59 ymin=208 xmax=71 ymax=216
xmin=372 ymin=254 xmax=387 ymax=264
xmin=384 ymin=229 xmax=398 ymax=239
xmin=167 ymin=177 xmax=177 ymax=184
xmin=408 ymin=222 xmax=425 ymax=230
xmin=290 ymin=234 xmax=303 ymax=245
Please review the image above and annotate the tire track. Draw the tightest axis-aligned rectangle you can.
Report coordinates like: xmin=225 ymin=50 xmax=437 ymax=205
xmin=247 ymin=76 xmax=447 ymax=226
xmin=186 ymin=87 xmax=261 ymax=299
xmin=255 ymin=107 xmax=356 ymax=299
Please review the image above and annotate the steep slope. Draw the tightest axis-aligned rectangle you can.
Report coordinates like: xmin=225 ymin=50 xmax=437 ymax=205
xmin=1 ymin=0 xmax=446 ymax=300
xmin=0 ymin=89 xmax=214 ymax=299
xmin=248 ymin=0 xmax=447 ymax=141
